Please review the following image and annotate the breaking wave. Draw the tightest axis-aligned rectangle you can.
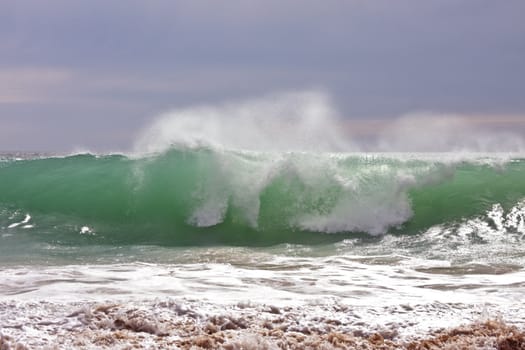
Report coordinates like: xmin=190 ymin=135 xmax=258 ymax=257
xmin=0 ymin=149 xmax=524 ymax=245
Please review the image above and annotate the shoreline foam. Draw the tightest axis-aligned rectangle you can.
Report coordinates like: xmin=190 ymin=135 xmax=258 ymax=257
xmin=1 ymin=299 xmax=524 ymax=349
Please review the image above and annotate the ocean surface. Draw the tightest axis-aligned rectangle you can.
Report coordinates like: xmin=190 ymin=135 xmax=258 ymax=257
xmin=1 ymin=148 xmax=525 ymax=342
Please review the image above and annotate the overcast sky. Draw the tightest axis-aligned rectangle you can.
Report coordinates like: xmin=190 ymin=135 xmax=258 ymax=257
xmin=1 ymin=0 xmax=524 ymax=152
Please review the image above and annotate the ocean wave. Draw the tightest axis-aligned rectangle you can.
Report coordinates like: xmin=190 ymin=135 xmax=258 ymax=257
xmin=1 ymin=148 xmax=524 ymax=246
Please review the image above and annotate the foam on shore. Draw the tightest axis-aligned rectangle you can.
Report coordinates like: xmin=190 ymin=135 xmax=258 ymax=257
xmin=1 ymin=299 xmax=524 ymax=349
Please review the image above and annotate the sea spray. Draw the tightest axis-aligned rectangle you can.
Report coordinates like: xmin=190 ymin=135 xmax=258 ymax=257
xmin=135 ymin=91 xmax=525 ymax=154
xmin=134 ymin=91 xmax=356 ymax=154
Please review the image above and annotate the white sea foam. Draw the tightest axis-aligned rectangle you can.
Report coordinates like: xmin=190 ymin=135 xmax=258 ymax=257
xmin=7 ymin=214 xmax=31 ymax=228
xmin=80 ymin=226 xmax=94 ymax=235
xmin=1 ymin=251 xmax=524 ymax=344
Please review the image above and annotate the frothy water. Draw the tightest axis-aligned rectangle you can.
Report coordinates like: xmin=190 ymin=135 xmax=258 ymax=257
xmin=1 ymin=239 xmax=525 ymax=341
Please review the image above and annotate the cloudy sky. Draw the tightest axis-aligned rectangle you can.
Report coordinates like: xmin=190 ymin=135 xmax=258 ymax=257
xmin=1 ymin=0 xmax=524 ymax=152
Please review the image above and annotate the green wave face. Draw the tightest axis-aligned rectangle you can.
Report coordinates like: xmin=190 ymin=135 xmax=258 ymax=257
xmin=0 ymin=150 xmax=524 ymax=246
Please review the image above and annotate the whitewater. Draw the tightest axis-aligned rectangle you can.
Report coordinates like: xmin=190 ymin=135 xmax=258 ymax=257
xmin=1 ymin=92 xmax=525 ymax=349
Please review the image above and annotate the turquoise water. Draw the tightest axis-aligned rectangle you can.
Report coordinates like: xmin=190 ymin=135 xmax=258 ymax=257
xmin=0 ymin=149 xmax=524 ymax=265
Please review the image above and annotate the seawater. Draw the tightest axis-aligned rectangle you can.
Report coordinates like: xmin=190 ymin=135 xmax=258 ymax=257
xmin=1 ymin=149 xmax=525 ymax=340
xmin=1 ymin=150 xmax=524 ymax=244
